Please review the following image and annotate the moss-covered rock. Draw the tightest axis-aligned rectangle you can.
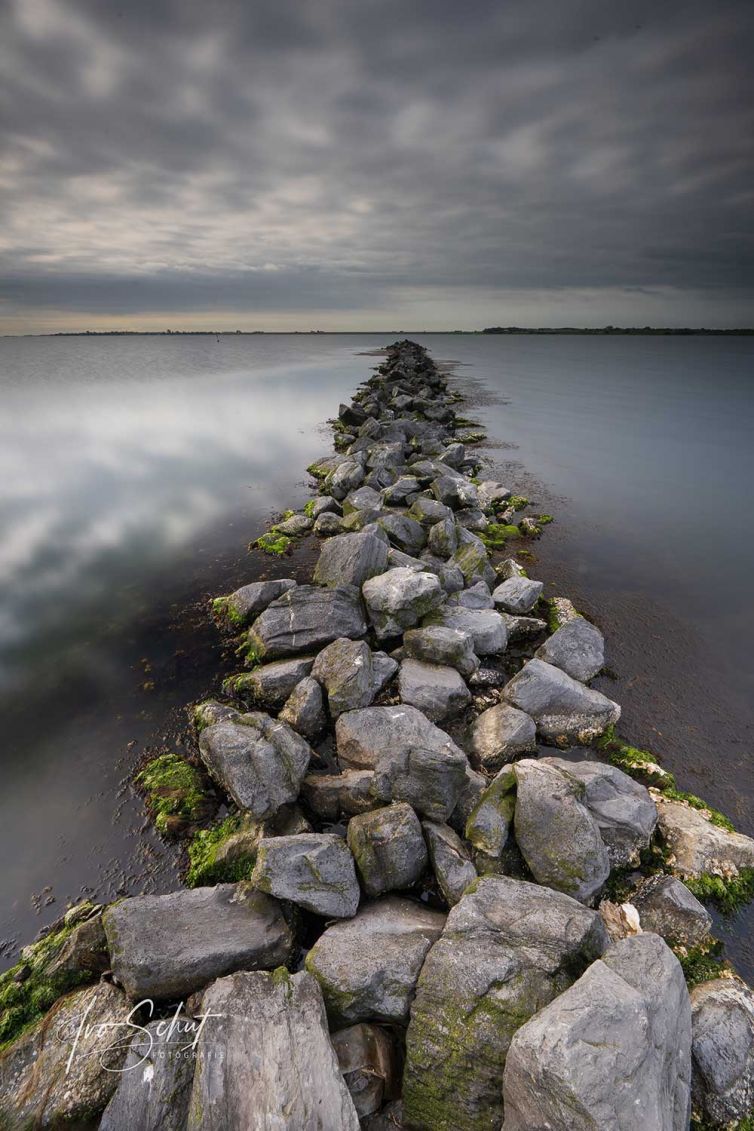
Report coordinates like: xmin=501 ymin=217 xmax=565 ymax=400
xmin=185 ymin=812 xmax=261 ymax=886
xmin=136 ymin=753 xmax=215 ymax=837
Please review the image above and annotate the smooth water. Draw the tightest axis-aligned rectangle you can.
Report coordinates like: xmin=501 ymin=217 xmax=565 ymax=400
xmin=1 ymin=333 xmax=752 ymax=974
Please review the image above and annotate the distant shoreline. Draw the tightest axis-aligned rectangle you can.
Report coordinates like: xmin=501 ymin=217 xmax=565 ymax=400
xmin=5 ymin=327 xmax=753 ymax=338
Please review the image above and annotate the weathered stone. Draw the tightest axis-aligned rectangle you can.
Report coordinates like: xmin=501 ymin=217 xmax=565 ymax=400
xmin=495 ymin=557 xmax=526 ymax=580
xmin=336 ymin=705 xmax=469 ymax=822
xmin=278 ymin=675 xmax=327 ymax=739
xmin=427 ymin=515 xmax=459 ymax=558
xmin=455 ymin=506 xmax=488 ymax=532
xmin=348 ymin=802 xmax=428 ymax=897
xmin=313 ymin=531 xmax=389 ymax=589
xmin=465 ymin=765 xmax=517 ymax=858
xmin=214 ymin=578 xmax=296 ymax=628
xmin=432 ymin=474 xmax=479 ymax=510
xmin=500 ymin=612 xmax=547 ymax=640
xmin=312 ymin=637 xmax=376 ymax=717
xmin=248 ymin=584 xmax=367 ymax=659
xmin=655 ymin=794 xmax=754 ymax=878
xmin=441 ymin=442 xmax=466 ymax=468
xmin=382 ymin=476 xmax=421 ymax=506
xmin=188 ymin=970 xmax=360 ymax=1130
xmin=199 ymin=713 xmax=311 ymax=817
xmin=513 ymin=758 xmax=611 ymax=903
xmin=225 ymin=655 xmax=314 ymax=708
xmin=690 ymin=976 xmax=754 ymax=1126
xmin=308 ymin=494 xmax=341 ymax=519
xmin=0 ymin=983 xmax=132 ymax=1128
xmin=536 ymin=616 xmax=605 ymax=682
xmin=99 ymin=1021 xmax=195 ymax=1131
xmin=371 ymin=650 xmax=399 ymax=696
xmin=450 ymin=579 xmax=493 ymax=608
xmin=329 ymin=459 xmax=366 ymax=500
xmin=422 ymin=820 xmax=477 ymax=906
xmin=491 ymin=575 xmax=544 ymax=614
xmin=449 ymin=540 xmax=496 ymax=587
xmin=477 ymin=481 xmax=511 ymax=511
xmin=403 ymin=625 xmax=479 ymax=678
xmin=251 ymin=833 xmax=360 ymax=918
xmin=301 ymin=770 xmax=380 ymax=820
xmin=273 ymin=512 xmax=313 ymax=536
xmin=362 ymin=567 xmax=444 ymax=638
xmin=502 ymin=933 xmax=692 ymax=1131
xmin=332 ymin=1023 xmax=399 ymax=1120
xmin=362 ymin=1100 xmax=404 ymax=1130
xmin=632 ymin=874 xmax=713 ymax=947
xmin=313 ymin=510 xmax=344 ymax=537
xmin=450 ymin=765 xmax=488 ymax=831
xmin=502 ymin=657 xmax=621 ymax=744
xmin=378 ymin=513 xmax=427 ymax=555
xmin=103 ymin=884 xmax=293 ymax=1000
xmin=403 ymin=876 xmax=608 ymax=1131
xmin=469 ymin=703 xmax=536 ymax=771
xmin=548 ymin=595 xmax=581 ymax=629
xmin=305 ymin=897 xmax=445 ymax=1025
xmin=408 ymin=496 xmax=454 ymax=526
xmin=340 ymin=401 xmax=369 ymax=427
xmin=398 ymin=658 xmax=471 ymax=722
xmin=342 ymin=485 xmax=383 ymax=515
xmin=424 ymin=606 xmax=507 ymax=656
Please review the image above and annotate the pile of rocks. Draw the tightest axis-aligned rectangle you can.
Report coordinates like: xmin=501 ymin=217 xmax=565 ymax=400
xmin=1 ymin=341 xmax=753 ymax=1129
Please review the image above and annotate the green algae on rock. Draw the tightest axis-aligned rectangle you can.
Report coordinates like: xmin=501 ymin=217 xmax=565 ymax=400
xmin=136 ymin=752 xmax=215 ymax=836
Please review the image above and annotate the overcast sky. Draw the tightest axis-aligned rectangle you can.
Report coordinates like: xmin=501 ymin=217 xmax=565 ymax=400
xmin=1 ymin=0 xmax=752 ymax=332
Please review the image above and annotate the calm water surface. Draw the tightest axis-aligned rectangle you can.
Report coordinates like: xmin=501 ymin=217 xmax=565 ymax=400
xmin=0 ymin=333 xmax=752 ymax=975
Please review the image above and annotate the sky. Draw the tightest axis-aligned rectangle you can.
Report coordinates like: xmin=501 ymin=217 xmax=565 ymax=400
xmin=0 ymin=0 xmax=752 ymax=333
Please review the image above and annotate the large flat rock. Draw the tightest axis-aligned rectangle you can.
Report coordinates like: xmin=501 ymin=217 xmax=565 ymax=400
xmin=502 ymin=657 xmax=620 ymax=744
xmin=100 ymin=1020 xmax=195 ymax=1131
xmin=248 ymin=584 xmax=367 ymax=659
xmin=199 ymin=712 xmax=311 ymax=817
xmin=251 ymin=833 xmax=360 ymax=918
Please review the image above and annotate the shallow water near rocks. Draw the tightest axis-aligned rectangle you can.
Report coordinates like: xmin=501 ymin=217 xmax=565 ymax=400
xmin=0 ymin=332 xmax=752 ymax=977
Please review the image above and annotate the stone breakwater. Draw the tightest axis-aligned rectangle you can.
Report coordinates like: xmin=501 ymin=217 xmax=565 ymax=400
xmin=1 ymin=340 xmax=753 ymax=1129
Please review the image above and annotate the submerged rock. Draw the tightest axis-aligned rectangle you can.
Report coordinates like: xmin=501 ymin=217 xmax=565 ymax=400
xmin=501 ymin=657 xmax=620 ymax=744
xmin=536 ymin=616 xmax=605 ymax=682
xmin=314 ymin=531 xmax=389 ymax=588
xmin=469 ymin=703 xmax=536 ymax=771
xmin=248 ymin=584 xmax=367 ymax=659
xmin=362 ymin=567 xmax=445 ymax=638
xmin=398 ymin=657 xmax=471 ymax=722
xmin=690 ymin=976 xmax=754 ymax=1126
xmin=251 ymin=833 xmax=360 ymax=918
xmin=99 ymin=1020 xmax=195 ymax=1131
xmin=502 ymin=933 xmax=692 ymax=1131
xmin=199 ymin=713 xmax=311 ymax=817
xmin=348 ymin=802 xmax=428 ymax=897
xmin=103 ymin=884 xmax=293 ymax=1000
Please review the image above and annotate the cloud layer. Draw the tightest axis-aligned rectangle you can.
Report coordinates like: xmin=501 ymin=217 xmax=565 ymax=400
xmin=1 ymin=0 xmax=752 ymax=329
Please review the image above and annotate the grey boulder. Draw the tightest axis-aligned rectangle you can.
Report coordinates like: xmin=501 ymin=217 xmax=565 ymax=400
xmin=632 ymin=874 xmax=712 ymax=947
xmin=225 ymin=655 xmax=314 ymax=709
xmin=502 ymin=657 xmax=621 ymax=744
xmin=403 ymin=624 xmax=479 ymax=678
xmin=313 ymin=531 xmax=389 ymax=588
xmin=690 ymin=976 xmax=754 ymax=1126
xmin=469 ymin=703 xmax=536 ymax=772
xmin=312 ymin=637 xmax=377 ymax=716
xmin=398 ymin=657 xmax=471 ymax=722
xmin=655 ymin=794 xmax=754 ymax=878
xmin=424 ymin=606 xmax=508 ymax=656
xmin=251 ymin=833 xmax=360 ymax=918
xmin=378 ymin=513 xmax=426 ymax=555
xmin=492 ymin=575 xmax=544 ymax=614
xmin=348 ymin=802 xmax=428 ymax=896
xmin=99 ymin=1021 xmax=194 ymax=1131
xmin=278 ymin=675 xmax=327 ymax=739
xmin=536 ymin=616 xmax=605 ymax=682
xmin=199 ymin=713 xmax=311 ymax=817
xmin=214 ymin=578 xmax=296 ymax=628
xmin=301 ymin=769 xmax=380 ymax=820
xmin=248 ymin=584 xmax=367 ymax=659
xmin=362 ymin=567 xmax=444 ymax=638
xmin=422 ymin=819 xmax=477 ymax=906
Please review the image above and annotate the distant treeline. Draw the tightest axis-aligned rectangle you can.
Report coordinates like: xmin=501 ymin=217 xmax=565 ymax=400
xmin=481 ymin=326 xmax=753 ymax=335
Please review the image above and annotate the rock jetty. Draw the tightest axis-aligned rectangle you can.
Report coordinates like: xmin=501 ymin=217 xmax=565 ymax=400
xmin=1 ymin=340 xmax=753 ymax=1129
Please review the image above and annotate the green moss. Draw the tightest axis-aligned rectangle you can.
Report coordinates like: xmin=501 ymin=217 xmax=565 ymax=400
xmin=508 ymin=495 xmax=529 ymax=511
xmin=594 ymin=726 xmax=677 ymax=790
xmin=480 ymin=523 xmax=520 ymax=550
xmin=685 ymin=869 xmax=754 ymax=915
xmin=537 ymin=514 xmax=554 ymax=525
xmin=303 ymin=499 xmax=317 ymax=518
xmin=185 ymin=813 xmax=257 ymax=886
xmin=271 ymin=965 xmax=294 ymax=999
xmin=211 ymin=596 xmax=245 ymax=628
xmin=307 ymin=461 xmax=330 ymax=481
xmin=458 ymin=430 xmax=486 ymax=444
xmin=661 ymin=788 xmax=734 ymax=832
xmin=234 ymin=638 xmax=263 ymax=669
xmin=676 ymin=939 xmax=728 ymax=988
xmin=253 ymin=532 xmax=292 ymax=556
xmin=136 ymin=754 xmax=212 ymax=837
xmin=453 ymin=416 xmax=482 ymax=429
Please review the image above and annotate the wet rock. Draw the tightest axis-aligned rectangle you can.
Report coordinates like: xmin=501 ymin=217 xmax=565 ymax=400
xmin=454 ymin=506 xmax=488 ymax=532
xmin=103 ymin=884 xmax=293 ymax=1000
xmin=378 ymin=513 xmax=427 ymax=555
xmin=632 ymin=875 xmax=713 ymax=947
xmin=214 ymin=578 xmax=296 ymax=628
xmin=188 ymin=970 xmax=360 ymax=1130
xmin=225 ymin=655 xmax=315 ymax=709
xmin=477 ymin=481 xmax=511 ymax=511
xmin=305 ymin=897 xmax=445 ymax=1025
xmin=403 ymin=876 xmax=608 ymax=1131
xmin=251 ymin=833 xmax=360 ymax=918
xmin=248 ymin=584 xmax=367 ymax=659
xmin=449 ymin=540 xmax=496 ymax=587
xmin=403 ymin=624 xmax=479 ymax=678
xmin=495 ymin=557 xmax=527 ymax=580
xmin=491 ymin=575 xmax=544 ymax=614
xmin=362 ymin=567 xmax=444 ymax=638
xmin=408 ymin=496 xmax=454 ymax=526
xmin=348 ymin=802 xmax=428 ymax=897
xmin=314 ymin=531 xmax=389 ymax=588
xmin=655 ymin=794 xmax=754 ymax=878
xmin=422 ymin=819 xmax=477 ymax=906
xmin=383 ymin=475 xmax=422 ymax=506
xmin=301 ymin=770 xmax=380 ymax=820
xmin=99 ymin=1021 xmax=195 ymax=1131
xmin=513 ymin=758 xmax=611 ymax=903
xmin=690 ymin=976 xmax=754 ymax=1126
xmin=536 ymin=616 xmax=605 ymax=682
xmin=274 ymin=512 xmax=313 ymax=536
xmin=548 ymin=595 xmax=581 ymax=629
xmin=371 ymin=650 xmax=399 ymax=696
xmin=329 ymin=459 xmax=366 ymax=500
xmin=308 ymin=494 xmax=341 ymax=519
xmin=500 ymin=612 xmax=547 ymax=640
xmin=450 ymin=579 xmax=494 ymax=608
xmin=450 ymin=765 xmax=488 ymax=831
xmin=502 ymin=657 xmax=621 ymax=744
xmin=278 ymin=675 xmax=327 ymax=739
xmin=336 ymin=704 xmax=469 ymax=822
xmin=427 ymin=515 xmax=458 ymax=558
xmin=424 ymin=605 xmax=508 ymax=656
xmin=469 ymin=703 xmax=537 ymax=772
xmin=440 ymin=442 xmax=466 ymax=468
xmin=432 ymin=474 xmax=479 ymax=510
xmin=342 ymin=485 xmax=383 ymax=515
xmin=340 ymin=401 xmax=369 ymax=428
xmin=332 ymin=1023 xmax=399 ymax=1120
xmin=313 ymin=510 xmax=344 ymax=537
xmin=398 ymin=658 xmax=471 ymax=722
xmin=503 ymin=933 xmax=692 ymax=1131
xmin=0 ymin=982 xmax=133 ymax=1127
xmin=465 ymin=764 xmax=517 ymax=859
xmin=199 ymin=713 xmax=311 ymax=817
xmin=312 ymin=637 xmax=376 ymax=717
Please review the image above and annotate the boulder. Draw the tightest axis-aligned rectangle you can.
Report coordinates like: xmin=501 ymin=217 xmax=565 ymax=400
xmin=313 ymin=531 xmax=389 ymax=588
xmin=690 ymin=976 xmax=754 ymax=1126
xmin=0 ymin=982 xmax=132 ymax=1127
xmin=502 ymin=933 xmax=692 ymax=1131
xmin=403 ymin=876 xmax=608 ymax=1131
xmin=424 ymin=606 xmax=507 ymax=656
xmin=450 ymin=765 xmax=488 ymax=832
xmin=408 ymin=496 xmax=454 ymax=526
xmin=273 ymin=512 xmax=313 ymax=536
xmin=248 ymin=584 xmax=367 ymax=659
xmin=432 ymin=475 xmax=479 ymax=510
xmin=362 ymin=567 xmax=444 ymax=638
xmin=655 ymin=794 xmax=754 ymax=878
xmin=465 ymin=765 xmax=517 ymax=859
xmin=491 ymin=576 xmax=544 ymax=614
xmin=199 ymin=713 xmax=311 ymax=817
xmin=403 ymin=625 xmax=479 ymax=678
xmin=251 ymin=833 xmax=360 ymax=918
xmin=308 ymin=494 xmax=341 ymax=519
xmin=495 ymin=557 xmax=527 ymax=580
xmin=378 ymin=513 xmax=427 ymax=555
xmin=332 ymin=1023 xmax=399 ymax=1120
xmin=513 ymin=758 xmax=611 ymax=903
xmin=225 ymin=655 xmax=315 ymax=709
xmin=314 ymin=510 xmax=344 ymax=537
xmin=103 ymin=884 xmax=293 ymax=1000
xmin=340 ymin=401 xmax=369 ymax=427
xmin=449 ymin=541 xmax=496 ymax=588
xmin=450 ymin=580 xmax=494 ymax=609
xmin=477 ymin=481 xmax=511 ymax=511
xmin=188 ymin=971 xmax=360 ymax=1130
xmin=469 ymin=704 xmax=536 ymax=772
xmin=536 ymin=616 xmax=605 ymax=682
xmin=427 ymin=515 xmax=459 ymax=558
xmin=312 ymin=637 xmax=377 ymax=717
xmin=371 ymin=650 xmax=399 ymax=696
xmin=305 ymin=897 xmax=445 ymax=1025
xmin=422 ymin=820 xmax=477 ymax=906
xmin=336 ymin=705 xmax=469 ymax=822
xmin=348 ymin=803 xmax=428 ymax=897
xmin=398 ymin=658 xmax=471 ymax=722
xmin=301 ymin=770 xmax=380 ymax=821
xmin=500 ymin=612 xmax=547 ymax=640
xmin=632 ymin=875 xmax=712 ymax=947
xmin=502 ymin=657 xmax=621 ymax=744
xmin=99 ymin=1021 xmax=195 ymax=1131
xmin=342 ymin=485 xmax=383 ymax=515
xmin=278 ymin=676 xmax=327 ymax=739
xmin=329 ymin=459 xmax=366 ymax=500
xmin=214 ymin=578 xmax=296 ymax=628
xmin=383 ymin=476 xmax=421 ymax=506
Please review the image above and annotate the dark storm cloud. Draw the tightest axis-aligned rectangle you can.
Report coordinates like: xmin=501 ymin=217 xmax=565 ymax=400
xmin=1 ymin=0 xmax=752 ymax=327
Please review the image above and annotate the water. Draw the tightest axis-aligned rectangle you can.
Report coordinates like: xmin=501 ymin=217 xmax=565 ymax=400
xmin=0 ymin=333 xmax=752 ymax=976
